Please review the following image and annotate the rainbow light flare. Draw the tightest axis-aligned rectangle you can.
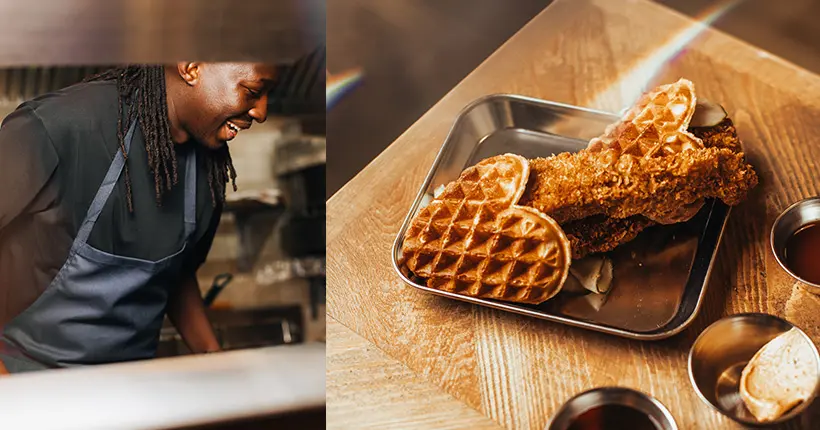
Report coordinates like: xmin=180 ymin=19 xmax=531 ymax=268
xmin=590 ymin=0 xmax=743 ymax=112
xmin=326 ymin=68 xmax=364 ymax=109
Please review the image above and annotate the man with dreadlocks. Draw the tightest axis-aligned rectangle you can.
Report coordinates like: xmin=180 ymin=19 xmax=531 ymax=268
xmin=0 ymin=63 xmax=277 ymax=373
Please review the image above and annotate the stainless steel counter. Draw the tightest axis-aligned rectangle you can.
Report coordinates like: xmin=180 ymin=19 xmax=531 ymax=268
xmin=0 ymin=343 xmax=325 ymax=430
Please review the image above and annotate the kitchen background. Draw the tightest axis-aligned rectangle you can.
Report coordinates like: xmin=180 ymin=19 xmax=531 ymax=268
xmin=327 ymin=0 xmax=820 ymax=197
xmin=0 ymin=52 xmax=327 ymax=356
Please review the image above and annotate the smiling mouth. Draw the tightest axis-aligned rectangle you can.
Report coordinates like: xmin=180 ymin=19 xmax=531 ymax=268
xmin=224 ymin=120 xmax=246 ymax=141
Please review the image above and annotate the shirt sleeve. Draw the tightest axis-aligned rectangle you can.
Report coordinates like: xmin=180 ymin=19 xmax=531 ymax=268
xmin=182 ymin=203 xmax=223 ymax=277
xmin=0 ymin=107 xmax=59 ymax=233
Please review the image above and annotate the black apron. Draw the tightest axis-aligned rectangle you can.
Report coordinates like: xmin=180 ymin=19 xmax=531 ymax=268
xmin=0 ymin=118 xmax=197 ymax=372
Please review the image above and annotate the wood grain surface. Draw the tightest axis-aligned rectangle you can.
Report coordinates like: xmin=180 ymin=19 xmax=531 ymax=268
xmin=327 ymin=317 xmax=503 ymax=429
xmin=326 ymin=0 xmax=820 ymax=428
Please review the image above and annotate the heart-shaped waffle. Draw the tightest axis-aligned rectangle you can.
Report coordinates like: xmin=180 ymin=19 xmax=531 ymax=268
xmin=587 ymin=78 xmax=706 ymax=224
xmin=401 ymin=154 xmax=571 ymax=305
xmin=587 ymin=78 xmax=703 ymax=158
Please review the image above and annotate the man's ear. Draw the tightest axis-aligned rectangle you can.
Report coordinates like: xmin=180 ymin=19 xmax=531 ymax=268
xmin=176 ymin=62 xmax=202 ymax=86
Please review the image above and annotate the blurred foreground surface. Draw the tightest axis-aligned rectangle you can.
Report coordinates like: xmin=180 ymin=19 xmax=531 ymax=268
xmin=0 ymin=344 xmax=326 ymax=430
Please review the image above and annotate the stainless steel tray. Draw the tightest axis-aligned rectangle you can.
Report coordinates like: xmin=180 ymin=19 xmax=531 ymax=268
xmin=391 ymin=94 xmax=730 ymax=340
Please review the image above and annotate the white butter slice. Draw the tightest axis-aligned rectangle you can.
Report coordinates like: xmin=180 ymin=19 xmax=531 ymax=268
xmin=568 ymin=255 xmax=613 ymax=294
xmin=740 ymin=328 xmax=819 ymax=422
xmin=561 ymin=255 xmax=614 ymax=311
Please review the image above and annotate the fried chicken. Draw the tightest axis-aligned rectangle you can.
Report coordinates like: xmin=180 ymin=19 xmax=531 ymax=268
xmin=521 ymin=145 xmax=756 ymax=224
xmin=562 ymin=215 xmax=655 ymax=259
xmin=524 ymin=117 xmax=758 ymax=259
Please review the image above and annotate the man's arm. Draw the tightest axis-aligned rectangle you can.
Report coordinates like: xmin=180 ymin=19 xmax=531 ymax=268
xmin=166 ymin=274 xmax=220 ymax=354
xmin=166 ymin=200 xmax=224 ymax=354
xmin=0 ymin=107 xmax=59 ymax=233
xmin=0 ymin=107 xmax=59 ymax=322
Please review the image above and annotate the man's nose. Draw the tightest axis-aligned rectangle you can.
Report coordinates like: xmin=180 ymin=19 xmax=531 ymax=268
xmin=249 ymin=94 xmax=268 ymax=123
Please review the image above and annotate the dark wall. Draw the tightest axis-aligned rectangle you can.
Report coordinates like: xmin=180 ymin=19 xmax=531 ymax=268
xmin=326 ymin=0 xmax=552 ymax=197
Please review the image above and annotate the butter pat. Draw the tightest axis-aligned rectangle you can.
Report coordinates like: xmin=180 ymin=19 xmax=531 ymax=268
xmin=567 ymin=255 xmax=613 ymax=294
xmin=739 ymin=328 xmax=819 ymax=422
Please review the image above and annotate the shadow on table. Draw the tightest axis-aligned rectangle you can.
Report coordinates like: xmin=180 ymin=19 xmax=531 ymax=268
xmin=176 ymin=406 xmax=326 ymax=430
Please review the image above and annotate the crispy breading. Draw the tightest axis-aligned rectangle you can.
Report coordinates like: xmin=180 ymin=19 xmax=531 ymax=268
xmin=525 ymin=118 xmax=758 ymax=259
xmin=562 ymin=215 xmax=654 ymax=259
xmin=520 ymin=120 xmax=757 ymax=225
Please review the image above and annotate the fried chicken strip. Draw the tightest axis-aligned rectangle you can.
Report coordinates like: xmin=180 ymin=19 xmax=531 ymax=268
xmin=562 ymin=215 xmax=654 ymax=259
xmin=519 ymin=120 xmax=757 ymax=226
xmin=539 ymin=118 xmax=758 ymax=259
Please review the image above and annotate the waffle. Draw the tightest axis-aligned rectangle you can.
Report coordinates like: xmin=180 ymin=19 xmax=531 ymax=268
xmin=588 ymin=79 xmax=706 ymax=224
xmin=520 ymin=78 xmax=756 ymax=226
xmin=518 ymin=77 xmax=758 ymax=259
xmin=599 ymin=78 xmax=703 ymax=224
xmin=401 ymin=154 xmax=572 ymax=305
xmin=587 ymin=78 xmax=703 ymax=158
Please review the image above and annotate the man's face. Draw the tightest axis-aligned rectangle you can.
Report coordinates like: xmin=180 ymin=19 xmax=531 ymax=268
xmin=180 ymin=63 xmax=277 ymax=149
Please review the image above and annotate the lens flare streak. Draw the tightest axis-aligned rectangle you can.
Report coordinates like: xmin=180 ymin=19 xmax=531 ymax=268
xmin=591 ymin=0 xmax=743 ymax=112
xmin=326 ymin=68 xmax=364 ymax=109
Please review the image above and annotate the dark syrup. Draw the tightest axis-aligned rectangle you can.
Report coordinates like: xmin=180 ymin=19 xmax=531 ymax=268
xmin=785 ymin=222 xmax=820 ymax=285
xmin=566 ymin=404 xmax=660 ymax=430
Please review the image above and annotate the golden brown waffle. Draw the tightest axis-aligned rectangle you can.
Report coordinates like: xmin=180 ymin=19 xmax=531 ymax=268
xmin=562 ymin=118 xmax=747 ymax=259
xmin=588 ymin=78 xmax=703 ymax=159
xmin=520 ymin=79 xmax=748 ymax=226
xmin=401 ymin=154 xmax=571 ymax=305
xmin=587 ymin=79 xmax=702 ymax=224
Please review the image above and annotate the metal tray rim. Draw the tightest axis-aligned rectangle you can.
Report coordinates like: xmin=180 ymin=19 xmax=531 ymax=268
xmin=391 ymin=93 xmax=616 ymax=262
xmin=391 ymin=93 xmax=729 ymax=341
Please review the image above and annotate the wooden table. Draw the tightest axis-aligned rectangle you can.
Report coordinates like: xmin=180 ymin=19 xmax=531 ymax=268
xmin=327 ymin=0 xmax=820 ymax=428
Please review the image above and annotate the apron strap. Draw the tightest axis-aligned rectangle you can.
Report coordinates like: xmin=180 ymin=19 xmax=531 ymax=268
xmin=74 ymin=121 xmax=199 ymax=246
xmin=183 ymin=147 xmax=197 ymax=238
xmin=73 ymin=119 xmax=138 ymax=246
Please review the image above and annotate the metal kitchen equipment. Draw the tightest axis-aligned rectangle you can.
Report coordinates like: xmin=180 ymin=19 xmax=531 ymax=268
xmin=202 ymin=273 xmax=234 ymax=307
xmin=222 ymin=45 xmax=326 ymax=274
xmin=269 ymin=133 xmax=326 ymax=320
xmin=392 ymin=94 xmax=731 ymax=340
xmin=157 ymin=306 xmax=303 ymax=357
xmin=256 ymin=47 xmax=327 ymax=320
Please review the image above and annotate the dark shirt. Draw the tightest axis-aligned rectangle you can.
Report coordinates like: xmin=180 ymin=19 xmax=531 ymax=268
xmin=0 ymin=81 xmax=222 ymax=325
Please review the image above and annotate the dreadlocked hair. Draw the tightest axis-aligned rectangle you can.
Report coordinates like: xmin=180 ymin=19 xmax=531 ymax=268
xmin=83 ymin=65 xmax=238 ymax=211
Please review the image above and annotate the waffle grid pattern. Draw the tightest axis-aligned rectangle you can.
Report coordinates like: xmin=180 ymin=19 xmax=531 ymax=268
xmin=402 ymin=155 xmax=570 ymax=304
xmin=588 ymin=78 xmax=703 ymax=158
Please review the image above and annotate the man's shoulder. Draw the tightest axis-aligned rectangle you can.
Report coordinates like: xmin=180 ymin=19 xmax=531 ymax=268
xmin=14 ymin=81 xmax=119 ymax=135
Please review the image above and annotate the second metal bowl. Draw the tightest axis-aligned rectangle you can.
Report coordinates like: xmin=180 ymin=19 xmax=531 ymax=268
xmin=771 ymin=197 xmax=820 ymax=293
xmin=547 ymin=387 xmax=677 ymax=430
xmin=688 ymin=313 xmax=820 ymax=426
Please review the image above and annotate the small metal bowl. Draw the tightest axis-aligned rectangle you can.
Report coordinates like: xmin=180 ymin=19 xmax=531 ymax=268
xmin=771 ymin=197 xmax=820 ymax=293
xmin=688 ymin=313 xmax=820 ymax=426
xmin=547 ymin=387 xmax=678 ymax=430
